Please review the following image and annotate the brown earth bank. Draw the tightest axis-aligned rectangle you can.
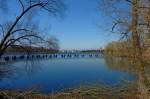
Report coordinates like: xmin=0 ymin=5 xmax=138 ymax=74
xmin=0 ymin=90 xmax=140 ymax=99
xmin=0 ymin=84 xmax=140 ymax=99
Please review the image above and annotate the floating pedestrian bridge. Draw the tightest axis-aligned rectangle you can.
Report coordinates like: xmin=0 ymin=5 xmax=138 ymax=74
xmin=0 ymin=52 xmax=103 ymax=62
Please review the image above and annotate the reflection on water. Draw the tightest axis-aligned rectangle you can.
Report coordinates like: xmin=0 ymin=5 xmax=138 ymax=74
xmin=104 ymin=56 xmax=139 ymax=75
xmin=0 ymin=64 xmax=18 ymax=81
xmin=0 ymin=58 xmax=135 ymax=93
xmin=104 ymin=56 xmax=150 ymax=98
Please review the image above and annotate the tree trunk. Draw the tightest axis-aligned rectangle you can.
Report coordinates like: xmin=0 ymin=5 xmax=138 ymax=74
xmin=138 ymin=69 xmax=150 ymax=99
xmin=148 ymin=0 xmax=150 ymax=38
xmin=132 ymin=1 xmax=150 ymax=98
xmin=132 ymin=0 xmax=141 ymax=59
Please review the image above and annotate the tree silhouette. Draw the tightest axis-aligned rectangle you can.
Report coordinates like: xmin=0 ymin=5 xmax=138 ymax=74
xmin=0 ymin=0 xmax=66 ymax=57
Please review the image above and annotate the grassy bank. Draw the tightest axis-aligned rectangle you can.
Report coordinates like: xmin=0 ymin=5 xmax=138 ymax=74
xmin=0 ymin=83 xmax=140 ymax=99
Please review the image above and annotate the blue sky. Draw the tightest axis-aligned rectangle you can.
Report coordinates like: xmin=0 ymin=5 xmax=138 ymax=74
xmin=0 ymin=0 xmax=121 ymax=50
xmin=43 ymin=0 xmax=120 ymax=50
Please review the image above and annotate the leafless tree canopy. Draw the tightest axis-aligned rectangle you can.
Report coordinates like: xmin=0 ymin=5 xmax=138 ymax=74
xmin=99 ymin=0 xmax=132 ymax=40
xmin=100 ymin=0 xmax=150 ymax=52
xmin=0 ymin=0 xmax=66 ymax=57
xmin=101 ymin=1 xmax=150 ymax=97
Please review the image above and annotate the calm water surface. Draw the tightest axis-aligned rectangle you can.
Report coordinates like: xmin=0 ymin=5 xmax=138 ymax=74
xmin=0 ymin=58 xmax=135 ymax=93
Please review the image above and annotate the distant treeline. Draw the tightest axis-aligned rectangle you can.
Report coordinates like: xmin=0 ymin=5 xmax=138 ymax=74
xmin=104 ymin=41 xmax=133 ymax=57
xmin=5 ymin=45 xmax=59 ymax=54
xmin=104 ymin=40 xmax=149 ymax=59
xmin=81 ymin=49 xmax=104 ymax=53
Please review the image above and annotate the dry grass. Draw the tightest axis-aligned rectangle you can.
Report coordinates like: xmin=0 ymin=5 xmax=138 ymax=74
xmin=0 ymin=83 xmax=141 ymax=99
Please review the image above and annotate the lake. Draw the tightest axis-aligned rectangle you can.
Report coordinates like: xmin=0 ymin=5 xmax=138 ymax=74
xmin=0 ymin=57 xmax=135 ymax=93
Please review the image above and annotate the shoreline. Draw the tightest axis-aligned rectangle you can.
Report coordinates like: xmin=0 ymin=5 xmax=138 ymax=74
xmin=0 ymin=83 xmax=139 ymax=99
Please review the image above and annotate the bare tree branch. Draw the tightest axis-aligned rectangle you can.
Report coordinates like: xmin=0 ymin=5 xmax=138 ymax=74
xmin=111 ymin=18 xmax=130 ymax=33
xmin=11 ymin=28 xmax=34 ymax=35
xmin=18 ymin=0 xmax=25 ymax=11
xmin=0 ymin=3 xmax=43 ymax=51
xmin=5 ymin=34 xmax=42 ymax=48
xmin=0 ymin=0 xmax=65 ymax=56
xmin=125 ymin=0 xmax=133 ymax=4
xmin=0 ymin=24 xmax=5 ymax=37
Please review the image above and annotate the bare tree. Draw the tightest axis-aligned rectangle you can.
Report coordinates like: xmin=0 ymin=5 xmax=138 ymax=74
xmin=99 ymin=0 xmax=150 ymax=58
xmin=46 ymin=37 xmax=59 ymax=50
xmin=99 ymin=0 xmax=150 ymax=98
xmin=0 ymin=0 xmax=66 ymax=57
